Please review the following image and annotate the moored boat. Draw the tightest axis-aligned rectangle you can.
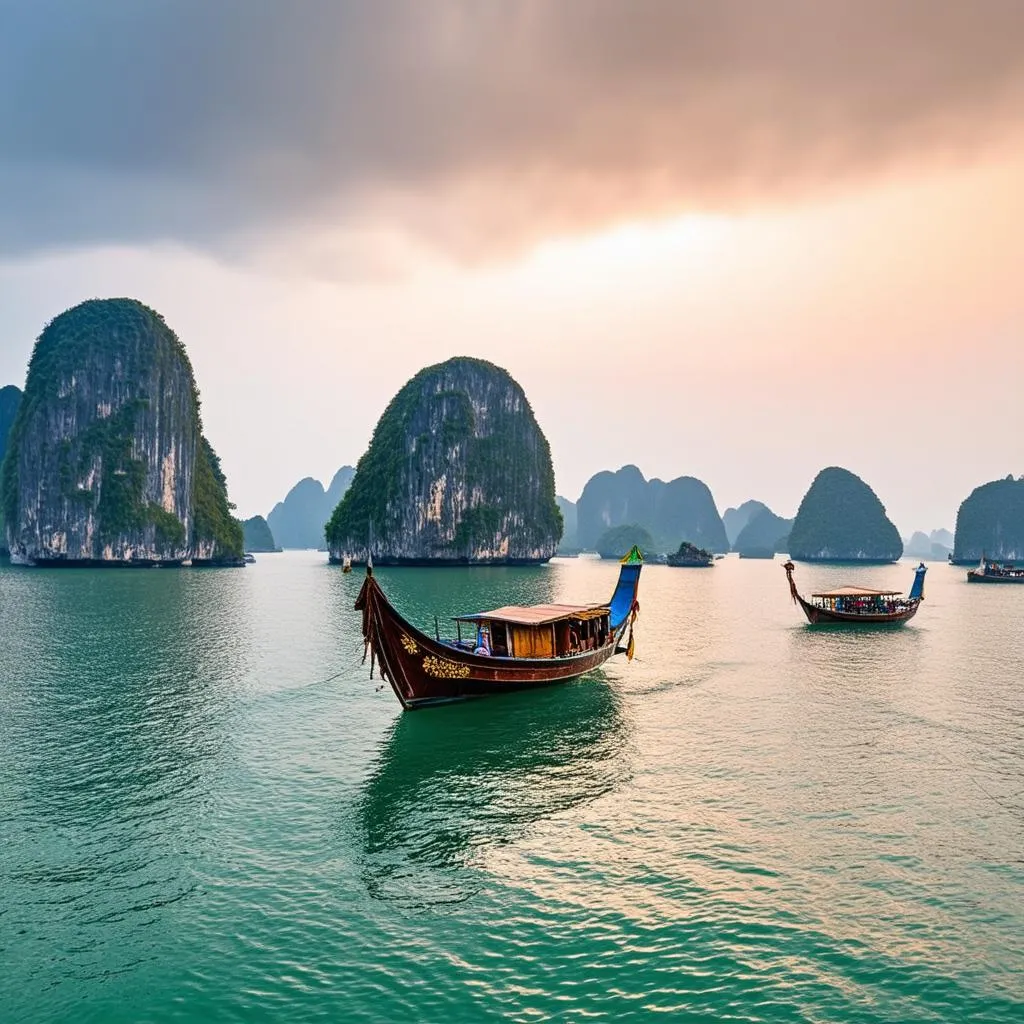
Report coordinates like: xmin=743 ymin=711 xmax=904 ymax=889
xmin=783 ymin=560 xmax=926 ymax=625
xmin=355 ymin=547 xmax=644 ymax=709
xmin=966 ymin=557 xmax=1024 ymax=583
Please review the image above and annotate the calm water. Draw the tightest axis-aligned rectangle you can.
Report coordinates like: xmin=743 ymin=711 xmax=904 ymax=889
xmin=1 ymin=552 xmax=1021 ymax=1022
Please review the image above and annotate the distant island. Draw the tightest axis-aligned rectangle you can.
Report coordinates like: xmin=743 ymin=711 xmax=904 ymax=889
xmin=267 ymin=467 xmax=355 ymax=549
xmin=667 ymin=541 xmax=714 ymax=567
xmin=734 ymin=506 xmax=792 ymax=558
xmin=577 ymin=464 xmax=728 ymax=555
xmin=326 ymin=357 xmax=561 ymax=565
xmin=0 ymin=384 xmax=22 ymax=555
xmin=243 ymin=515 xmax=280 ymax=553
xmin=722 ymin=500 xmax=768 ymax=548
xmin=1 ymin=299 xmax=243 ymax=567
xmin=788 ymin=466 xmax=902 ymax=563
xmin=556 ymin=495 xmax=579 ymax=554
xmin=596 ymin=523 xmax=655 ymax=560
xmin=953 ymin=475 xmax=1024 ymax=563
xmin=903 ymin=529 xmax=953 ymax=561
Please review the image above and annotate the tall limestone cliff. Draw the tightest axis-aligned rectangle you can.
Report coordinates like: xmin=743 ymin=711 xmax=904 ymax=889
xmin=788 ymin=466 xmax=902 ymax=562
xmin=577 ymin=464 xmax=728 ymax=554
xmin=953 ymin=476 xmax=1024 ymax=562
xmin=1 ymin=299 xmax=243 ymax=566
xmin=326 ymin=357 xmax=561 ymax=564
xmin=0 ymin=385 xmax=22 ymax=554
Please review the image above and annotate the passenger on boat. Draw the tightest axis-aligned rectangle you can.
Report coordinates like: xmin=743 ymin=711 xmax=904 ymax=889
xmin=474 ymin=626 xmax=492 ymax=657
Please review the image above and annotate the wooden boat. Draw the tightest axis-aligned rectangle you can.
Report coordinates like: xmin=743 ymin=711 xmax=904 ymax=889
xmin=783 ymin=560 xmax=926 ymax=625
xmin=355 ymin=546 xmax=644 ymax=709
xmin=342 ymin=555 xmax=353 ymax=574
xmin=966 ymin=557 xmax=1024 ymax=583
xmin=667 ymin=541 xmax=714 ymax=567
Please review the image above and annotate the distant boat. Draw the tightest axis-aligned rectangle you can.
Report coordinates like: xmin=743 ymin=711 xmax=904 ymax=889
xmin=966 ymin=557 xmax=1024 ymax=583
xmin=783 ymin=560 xmax=926 ymax=625
xmin=667 ymin=541 xmax=714 ymax=567
xmin=354 ymin=547 xmax=644 ymax=709
xmin=342 ymin=555 xmax=353 ymax=574
xmin=243 ymin=553 xmax=256 ymax=564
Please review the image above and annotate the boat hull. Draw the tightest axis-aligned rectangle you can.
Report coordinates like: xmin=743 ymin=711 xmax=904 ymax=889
xmin=966 ymin=572 xmax=1024 ymax=584
xmin=355 ymin=572 xmax=637 ymax=709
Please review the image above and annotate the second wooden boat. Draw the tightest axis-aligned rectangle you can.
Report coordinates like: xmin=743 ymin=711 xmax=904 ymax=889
xmin=783 ymin=560 xmax=926 ymax=625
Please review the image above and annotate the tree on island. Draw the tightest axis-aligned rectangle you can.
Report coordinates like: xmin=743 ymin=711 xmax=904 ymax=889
xmin=595 ymin=524 xmax=655 ymax=560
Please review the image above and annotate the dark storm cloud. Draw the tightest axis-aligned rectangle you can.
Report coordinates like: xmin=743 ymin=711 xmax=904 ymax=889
xmin=2 ymin=0 xmax=1024 ymax=257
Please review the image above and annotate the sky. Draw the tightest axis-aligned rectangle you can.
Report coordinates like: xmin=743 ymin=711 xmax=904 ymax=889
xmin=1 ymin=0 xmax=1023 ymax=534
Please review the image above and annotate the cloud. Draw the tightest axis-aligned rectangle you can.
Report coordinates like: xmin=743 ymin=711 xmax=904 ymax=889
xmin=3 ymin=0 xmax=1024 ymax=260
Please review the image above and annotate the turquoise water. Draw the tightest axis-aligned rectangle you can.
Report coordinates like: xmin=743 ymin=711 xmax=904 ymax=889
xmin=1 ymin=552 xmax=1021 ymax=1022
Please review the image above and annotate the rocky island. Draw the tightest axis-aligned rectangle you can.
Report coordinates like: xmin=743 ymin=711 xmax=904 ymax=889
xmin=326 ymin=357 xmax=561 ymax=564
xmin=735 ymin=507 xmax=793 ymax=558
xmin=722 ymin=499 xmax=768 ymax=548
xmin=788 ymin=467 xmax=902 ymax=563
xmin=577 ymin=465 xmax=728 ymax=554
xmin=953 ymin=476 xmax=1024 ymax=563
xmin=242 ymin=515 xmax=280 ymax=553
xmin=0 ymin=384 xmax=22 ymax=554
xmin=1 ymin=299 xmax=243 ymax=566
xmin=596 ymin=524 xmax=655 ymax=560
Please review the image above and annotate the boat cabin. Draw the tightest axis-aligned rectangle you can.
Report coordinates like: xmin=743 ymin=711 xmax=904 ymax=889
xmin=809 ymin=585 xmax=907 ymax=614
xmin=453 ymin=603 xmax=612 ymax=659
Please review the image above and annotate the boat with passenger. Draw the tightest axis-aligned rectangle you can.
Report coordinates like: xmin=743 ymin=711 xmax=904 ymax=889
xmin=966 ymin=557 xmax=1024 ymax=583
xmin=354 ymin=547 xmax=643 ymax=709
xmin=783 ymin=560 xmax=926 ymax=625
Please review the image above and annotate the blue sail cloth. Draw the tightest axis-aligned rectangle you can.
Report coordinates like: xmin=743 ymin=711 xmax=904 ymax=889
xmin=609 ymin=564 xmax=641 ymax=629
xmin=909 ymin=563 xmax=927 ymax=601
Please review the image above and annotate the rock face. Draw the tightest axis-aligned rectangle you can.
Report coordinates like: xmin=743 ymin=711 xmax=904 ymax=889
xmin=722 ymin=500 xmax=768 ymax=548
xmin=735 ymin=507 xmax=793 ymax=557
xmin=0 ymin=385 xmax=22 ymax=553
xmin=556 ymin=495 xmax=578 ymax=552
xmin=326 ymin=357 xmax=561 ymax=564
xmin=1 ymin=299 xmax=242 ymax=566
xmin=242 ymin=515 xmax=279 ymax=553
xmin=267 ymin=466 xmax=354 ymax=549
xmin=788 ymin=467 xmax=902 ymax=562
xmin=953 ymin=476 xmax=1024 ymax=562
xmin=577 ymin=464 xmax=728 ymax=553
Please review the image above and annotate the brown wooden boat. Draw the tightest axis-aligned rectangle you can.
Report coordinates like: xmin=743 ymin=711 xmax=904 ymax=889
xmin=355 ymin=547 xmax=644 ymax=709
xmin=783 ymin=560 xmax=926 ymax=625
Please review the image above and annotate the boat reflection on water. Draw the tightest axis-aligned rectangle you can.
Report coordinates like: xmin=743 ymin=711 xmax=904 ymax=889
xmin=355 ymin=677 xmax=629 ymax=909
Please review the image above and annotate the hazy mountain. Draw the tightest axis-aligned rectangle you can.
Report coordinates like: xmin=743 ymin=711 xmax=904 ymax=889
xmin=556 ymin=495 xmax=578 ymax=551
xmin=722 ymin=500 xmax=768 ymax=547
xmin=577 ymin=464 xmax=728 ymax=554
xmin=268 ymin=466 xmax=355 ymax=549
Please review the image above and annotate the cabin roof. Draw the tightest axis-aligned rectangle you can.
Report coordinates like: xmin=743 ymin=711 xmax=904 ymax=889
xmin=811 ymin=585 xmax=902 ymax=598
xmin=455 ymin=603 xmax=610 ymax=626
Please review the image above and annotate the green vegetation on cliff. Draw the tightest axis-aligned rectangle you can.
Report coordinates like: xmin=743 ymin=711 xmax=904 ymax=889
xmin=193 ymin=437 xmax=244 ymax=560
xmin=788 ymin=467 xmax=902 ymax=562
xmin=326 ymin=357 xmax=561 ymax=563
xmin=596 ymin=524 xmax=655 ymax=560
xmin=243 ymin=515 xmax=278 ymax=553
xmin=2 ymin=298 xmax=241 ymax=564
xmin=953 ymin=476 xmax=1024 ymax=561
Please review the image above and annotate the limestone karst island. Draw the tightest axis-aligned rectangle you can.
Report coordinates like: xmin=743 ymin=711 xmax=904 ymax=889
xmin=1 ymin=299 xmax=243 ymax=567
xmin=326 ymin=356 xmax=562 ymax=565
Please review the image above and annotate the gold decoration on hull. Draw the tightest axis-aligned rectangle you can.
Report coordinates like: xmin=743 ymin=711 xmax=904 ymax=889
xmin=399 ymin=633 xmax=419 ymax=655
xmin=422 ymin=654 xmax=471 ymax=679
